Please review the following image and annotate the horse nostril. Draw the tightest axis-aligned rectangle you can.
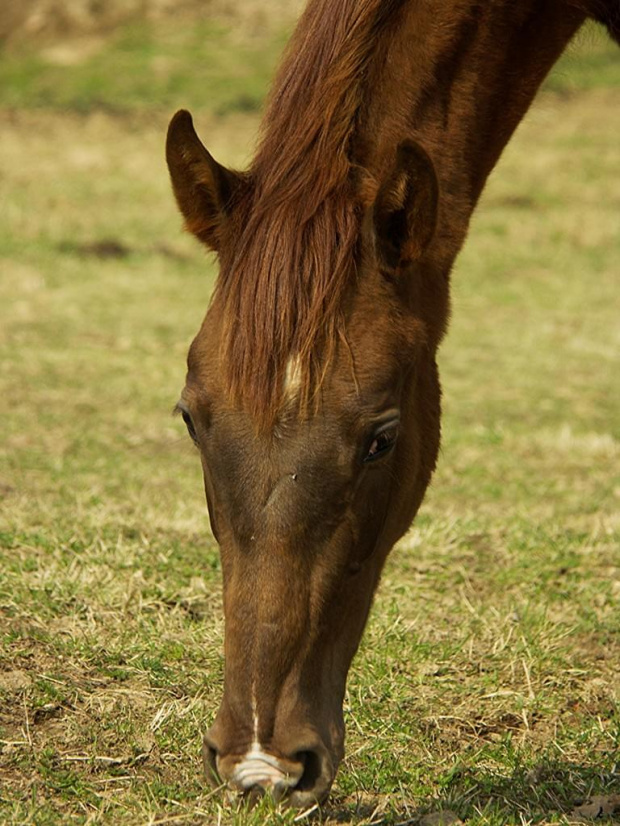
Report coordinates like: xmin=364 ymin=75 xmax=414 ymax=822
xmin=294 ymin=749 xmax=323 ymax=792
xmin=285 ymin=745 xmax=334 ymax=806
xmin=202 ymin=738 xmax=220 ymax=787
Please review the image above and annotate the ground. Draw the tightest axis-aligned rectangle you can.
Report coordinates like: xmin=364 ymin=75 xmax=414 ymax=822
xmin=0 ymin=14 xmax=619 ymax=826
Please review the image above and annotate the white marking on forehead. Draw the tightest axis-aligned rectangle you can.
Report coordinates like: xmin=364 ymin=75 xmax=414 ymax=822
xmin=283 ymin=355 xmax=302 ymax=400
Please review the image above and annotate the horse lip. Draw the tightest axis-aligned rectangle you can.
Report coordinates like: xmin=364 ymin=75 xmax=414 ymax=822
xmin=230 ymin=749 xmax=304 ymax=793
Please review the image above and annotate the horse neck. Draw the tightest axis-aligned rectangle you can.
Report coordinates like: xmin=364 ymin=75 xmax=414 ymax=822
xmin=357 ymin=0 xmax=587 ymax=268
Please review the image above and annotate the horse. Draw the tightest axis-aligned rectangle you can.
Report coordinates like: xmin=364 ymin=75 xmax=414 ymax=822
xmin=166 ymin=0 xmax=619 ymax=807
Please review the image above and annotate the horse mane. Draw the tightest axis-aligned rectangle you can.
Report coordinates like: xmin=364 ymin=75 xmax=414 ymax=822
xmin=214 ymin=0 xmax=406 ymax=427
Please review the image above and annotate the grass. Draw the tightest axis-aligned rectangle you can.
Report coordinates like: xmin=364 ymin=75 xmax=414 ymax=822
xmin=0 ymin=15 xmax=619 ymax=826
xmin=0 ymin=18 xmax=288 ymax=114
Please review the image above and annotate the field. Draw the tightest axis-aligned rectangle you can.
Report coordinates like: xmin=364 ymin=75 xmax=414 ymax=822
xmin=0 ymin=13 xmax=619 ymax=826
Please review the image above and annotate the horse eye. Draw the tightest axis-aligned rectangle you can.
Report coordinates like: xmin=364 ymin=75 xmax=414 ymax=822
xmin=181 ymin=410 xmax=198 ymax=444
xmin=363 ymin=423 xmax=399 ymax=463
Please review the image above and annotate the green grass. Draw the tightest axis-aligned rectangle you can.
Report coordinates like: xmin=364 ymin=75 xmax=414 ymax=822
xmin=0 ymin=14 xmax=619 ymax=826
xmin=546 ymin=24 xmax=620 ymax=92
xmin=0 ymin=19 xmax=288 ymax=114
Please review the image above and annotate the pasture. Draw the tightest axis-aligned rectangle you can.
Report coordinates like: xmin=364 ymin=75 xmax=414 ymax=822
xmin=0 ymin=13 xmax=619 ymax=826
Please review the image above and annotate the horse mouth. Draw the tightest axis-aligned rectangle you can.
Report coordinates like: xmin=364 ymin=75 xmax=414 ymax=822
xmin=202 ymin=737 xmax=333 ymax=806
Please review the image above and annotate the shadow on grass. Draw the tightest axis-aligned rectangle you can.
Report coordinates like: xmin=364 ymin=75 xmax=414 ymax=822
xmin=323 ymin=758 xmax=620 ymax=824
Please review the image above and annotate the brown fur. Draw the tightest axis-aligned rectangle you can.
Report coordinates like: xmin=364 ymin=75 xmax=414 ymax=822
xmin=166 ymin=0 xmax=618 ymax=806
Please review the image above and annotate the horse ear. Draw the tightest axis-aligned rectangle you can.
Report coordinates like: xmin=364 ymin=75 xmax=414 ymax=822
xmin=373 ymin=140 xmax=438 ymax=271
xmin=166 ymin=110 xmax=243 ymax=251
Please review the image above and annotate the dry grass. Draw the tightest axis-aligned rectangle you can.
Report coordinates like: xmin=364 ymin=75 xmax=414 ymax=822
xmin=1 ymin=0 xmax=304 ymax=46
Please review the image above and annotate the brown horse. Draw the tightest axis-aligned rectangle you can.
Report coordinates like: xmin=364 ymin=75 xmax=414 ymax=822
xmin=166 ymin=0 xmax=619 ymax=807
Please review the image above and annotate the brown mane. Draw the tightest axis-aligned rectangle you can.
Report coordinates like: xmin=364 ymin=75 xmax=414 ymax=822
xmin=214 ymin=0 xmax=406 ymax=425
